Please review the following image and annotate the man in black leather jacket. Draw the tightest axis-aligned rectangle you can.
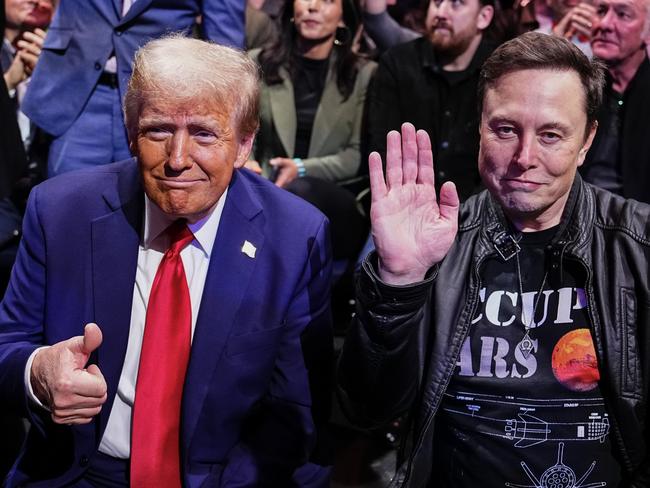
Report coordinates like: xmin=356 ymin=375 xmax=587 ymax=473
xmin=338 ymin=32 xmax=650 ymax=487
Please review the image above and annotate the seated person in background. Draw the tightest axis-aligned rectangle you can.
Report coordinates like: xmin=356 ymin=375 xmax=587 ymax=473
xmin=580 ymin=0 xmax=650 ymax=203
xmin=366 ymin=0 xmax=495 ymax=202
xmin=2 ymin=0 xmax=50 ymax=95
xmin=0 ymin=35 xmax=333 ymax=487
xmin=249 ymin=0 xmax=376 ymax=263
xmin=534 ymin=0 xmax=596 ymax=55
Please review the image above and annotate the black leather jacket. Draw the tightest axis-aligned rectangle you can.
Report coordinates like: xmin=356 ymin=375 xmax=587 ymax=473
xmin=337 ymin=177 xmax=650 ymax=487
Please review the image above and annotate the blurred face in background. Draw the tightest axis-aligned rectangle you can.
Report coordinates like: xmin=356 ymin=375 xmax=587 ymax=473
xmin=425 ymin=0 xmax=493 ymax=58
xmin=591 ymin=0 xmax=648 ymax=64
xmin=293 ymin=0 xmax=344 ymax=44
xmin=4 ymin=0 xmax=53 ymax=29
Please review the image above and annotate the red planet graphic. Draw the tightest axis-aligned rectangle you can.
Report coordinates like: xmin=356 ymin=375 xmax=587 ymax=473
xmin=551 ymin=329 xmax=600 ymax=391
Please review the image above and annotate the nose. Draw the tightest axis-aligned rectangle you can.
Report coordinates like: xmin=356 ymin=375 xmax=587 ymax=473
xmin=594 ymin=6 xmax=615 ymax=32
xmin=306 ymin=0 xmax=321 ymax=11
xmin=512 ymin=133 xmax=538 ymax=170
xmin=167 ymin=131 xmax=193 ymax=172
xmin=436 ymin=0 xmax=452 ymax=17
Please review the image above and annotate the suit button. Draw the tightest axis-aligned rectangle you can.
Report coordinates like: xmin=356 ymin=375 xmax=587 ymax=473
xmin=115 ymin=30 xmax=122 ymax=36
xmin=94 ymin=62 xmax=102 ymax=70
xmin=79 ymin=455 xmax=89 ymax=467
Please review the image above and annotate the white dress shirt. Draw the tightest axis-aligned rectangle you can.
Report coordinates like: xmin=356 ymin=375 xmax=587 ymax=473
xmin=25 ymin=189 xmax=227 ymax=459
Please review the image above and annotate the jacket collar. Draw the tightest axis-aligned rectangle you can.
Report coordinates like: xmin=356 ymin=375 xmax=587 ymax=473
xmin=478 ymin=174 xmax=593 ymax=263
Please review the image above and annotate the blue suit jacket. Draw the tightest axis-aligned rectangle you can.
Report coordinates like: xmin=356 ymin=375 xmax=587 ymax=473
xmin=0 ymin=160 xmax=333 ymax=487
xmin=21 ymin=0 xmax=245 ymax=136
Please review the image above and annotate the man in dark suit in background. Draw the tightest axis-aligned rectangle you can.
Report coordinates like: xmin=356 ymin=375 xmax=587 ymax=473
xmin=21 ymin=0 xmax=245 ymax=177
xmin=0 ymin=36 xmax=333 ymax=487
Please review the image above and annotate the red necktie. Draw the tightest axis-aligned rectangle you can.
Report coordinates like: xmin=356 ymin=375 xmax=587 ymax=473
xmin=131 ymin=220 xmax=194 ymax=488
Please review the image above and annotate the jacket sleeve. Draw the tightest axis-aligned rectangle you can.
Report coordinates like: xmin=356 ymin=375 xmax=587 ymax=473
xmin=202 ymin=0 xmax=245 ymax=48
xmin=0 ymin=186 xmax=47 ymax=417
xmin=219 ymin=217 xmax=334 ymax=486
xmin=362 ymin=11 xmax=420 ymax=53
xmin=336 ymin=253 xmax=435 ymax=428
xmin=301 ymin=63 xmax=377 ymax=182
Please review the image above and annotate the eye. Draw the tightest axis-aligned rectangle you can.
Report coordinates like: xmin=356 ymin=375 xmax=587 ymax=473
xmin=540 ymin=131 xmax=561 ymax=143
xmin=496 ymin=125 xmax=516 ymax=138
xmin=616 ymin=9 xmax=632 ymax=19
xmin=143 ymin=126 xmax=171 ymax=141
xmin=192 ymin=128 xmax=217 ymax=143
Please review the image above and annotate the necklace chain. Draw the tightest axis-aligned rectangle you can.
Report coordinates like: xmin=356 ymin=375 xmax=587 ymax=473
xmin=515 ymin=250 xmax=548 ymax=359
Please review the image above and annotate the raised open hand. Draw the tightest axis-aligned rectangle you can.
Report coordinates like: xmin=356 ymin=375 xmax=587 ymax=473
xmin=370 ymin=123 xmax=459 ymax=285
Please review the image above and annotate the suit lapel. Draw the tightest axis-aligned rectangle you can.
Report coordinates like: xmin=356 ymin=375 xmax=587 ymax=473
xmin=308 ymin=64 xmax=343 ymax=157
xmin=268 ymin=72 xmax=296 ymax=157
xmin=92 ymin=163 xmax=143 ymax=435
xmin=181 ymin=171 xmax=265 ymax=453
xmin=110 ymin=0 xmax=122 ymax=19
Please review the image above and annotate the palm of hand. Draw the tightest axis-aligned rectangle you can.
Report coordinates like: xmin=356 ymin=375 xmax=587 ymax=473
xmin=369 ymin=124 xmax=459 ymax=284
xmin=373 ymin=181 xmax=456 ymax=275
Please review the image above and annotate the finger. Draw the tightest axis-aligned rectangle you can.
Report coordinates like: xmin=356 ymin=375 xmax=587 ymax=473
xmin=571 ymin=12 xmax=593 ymax=29
xmin=385 ymin=130 xmax=403 ymax=190
xmin=415 ymin=130 xmax=435 ymax=186
xmin=572 ymin=22 xmax=592 ymax=37
xmin=52 ymin=405 xmax=103 ymax=421
xmin=438 ymin=181 xmax=460 ymax=224
xmin=22 ymin=30 xmax=45 ymax=46
xmin=275 ymin=170 xmax=289 ymax=188
xmin=51 ymin=413 xmax=98 ymax=425
xmin=82 ymin=323 xmax=103 ymax=355
xmin=67 ymin=368 xmax=108 ymax=399
xmin=33 ymin=28 xmax=47 ymax=39
xmin=51 ymin=392 xmax=107 ymax=411
xmin=17 ymin=51 xmax=38 ymax=68
xmin=17 ymin=38 xmax=42 ymax=55
xmin=368 ymin=151 xmax=387 ymax=202
xmin=401 ymin=123 xmax=418 ymax=183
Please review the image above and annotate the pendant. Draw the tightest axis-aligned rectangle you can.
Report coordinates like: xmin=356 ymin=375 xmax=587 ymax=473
xmin=518 ymin=333 xmax=534 ymax=359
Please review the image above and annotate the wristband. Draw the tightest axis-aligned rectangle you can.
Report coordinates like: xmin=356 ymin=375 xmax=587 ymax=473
xmin=293 ymin=158 xmax=306 ymax=177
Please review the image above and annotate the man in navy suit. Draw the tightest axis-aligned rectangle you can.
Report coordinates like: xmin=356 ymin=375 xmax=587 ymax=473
xmin=0 ymin=36 xmax=333 ymax=487
xmin=21 ymin=0 xmax=245 ymax=177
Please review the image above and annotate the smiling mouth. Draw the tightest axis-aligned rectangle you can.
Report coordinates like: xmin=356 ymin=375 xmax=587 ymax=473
xmin=157 ymin=178 xmax=203 ymax=188
xmin=503 ymin=178 xmax=543 ymax=190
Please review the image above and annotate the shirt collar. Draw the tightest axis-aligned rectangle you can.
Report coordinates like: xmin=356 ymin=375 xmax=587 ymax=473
xmin=143 ymin=189 xmax=228 ymax=258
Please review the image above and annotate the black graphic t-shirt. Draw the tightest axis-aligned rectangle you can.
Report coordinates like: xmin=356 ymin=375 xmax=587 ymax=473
xmin=432 ymin=227 xmax=622 ymax=487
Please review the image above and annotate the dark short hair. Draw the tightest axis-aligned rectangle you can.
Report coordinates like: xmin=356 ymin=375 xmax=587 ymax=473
xmin=478 ymin=32 xmax=605 ymax=131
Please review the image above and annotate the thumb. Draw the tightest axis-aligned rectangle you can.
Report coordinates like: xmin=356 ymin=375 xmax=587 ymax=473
xmin=438 ymin=181 xmax=460 ymax=222
xmin=81 ymin=323 xmax=103 ymax=355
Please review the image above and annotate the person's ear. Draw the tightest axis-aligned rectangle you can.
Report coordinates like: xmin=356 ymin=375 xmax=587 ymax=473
xmin=234 ymin=132 xmax=256 ymax=169
xmin=477 ymin=4 xmax=494 ymax=31
xmin=577 ymin=121 xmax=598 ymax=167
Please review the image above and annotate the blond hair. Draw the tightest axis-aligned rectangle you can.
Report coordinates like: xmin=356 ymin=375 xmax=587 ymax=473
xmin=124 ymin=34 xmax=259 ymax=141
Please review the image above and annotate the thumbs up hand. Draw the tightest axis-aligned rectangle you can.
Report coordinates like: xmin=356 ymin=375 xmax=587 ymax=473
xmin=30 ymin=323 xmax=108 ymax=425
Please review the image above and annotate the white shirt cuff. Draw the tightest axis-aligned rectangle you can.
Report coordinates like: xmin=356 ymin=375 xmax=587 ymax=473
xmin=24 ymin=346 xmax=51 ymax=410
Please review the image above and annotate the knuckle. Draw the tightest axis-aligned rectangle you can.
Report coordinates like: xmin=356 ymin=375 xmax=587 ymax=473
xmin=54 ymin=377 xmax=74 ymax=393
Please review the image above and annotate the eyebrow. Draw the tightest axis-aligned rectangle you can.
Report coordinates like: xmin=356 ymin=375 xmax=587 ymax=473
xmin=138 ymin=116 xmax=221 ymax=127
xmin=538 ymin=122 xmax=571 ymax=133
